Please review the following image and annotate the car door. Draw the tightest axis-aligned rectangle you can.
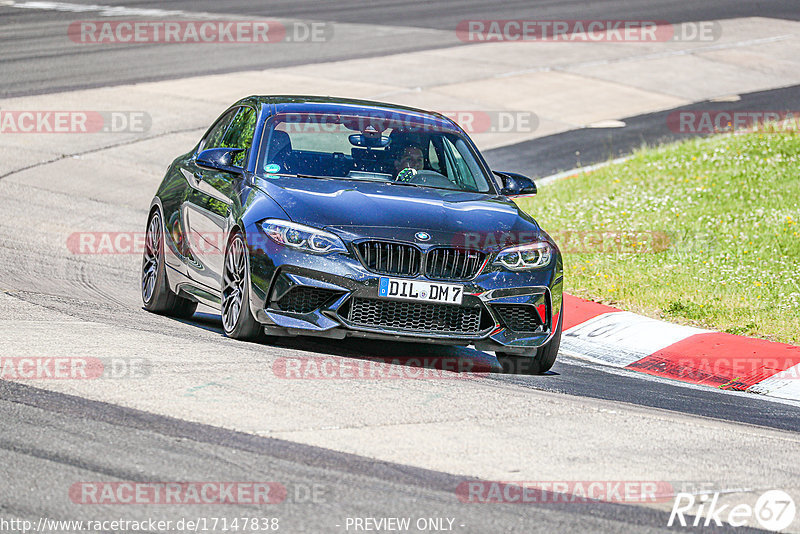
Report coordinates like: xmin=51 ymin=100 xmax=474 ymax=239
xmin=182 ymin=106 xmax=257 ymax=291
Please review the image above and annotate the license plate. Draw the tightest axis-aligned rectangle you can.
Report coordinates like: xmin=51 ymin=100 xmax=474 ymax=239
xmin=378 ymin=277 xmax=463 ymax=305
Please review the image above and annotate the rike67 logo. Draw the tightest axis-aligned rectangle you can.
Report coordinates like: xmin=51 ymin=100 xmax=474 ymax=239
xmin=669 ymin=490 xmax=796 ymax=531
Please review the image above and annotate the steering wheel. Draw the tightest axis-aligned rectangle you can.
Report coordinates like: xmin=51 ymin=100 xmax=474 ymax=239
xmin=396 ymin=168 xmax=418 ymax=183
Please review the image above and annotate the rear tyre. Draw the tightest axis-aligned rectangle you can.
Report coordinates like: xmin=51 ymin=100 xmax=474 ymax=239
xmin=141 ymin=209 xmax=198 ymax=319
xmin=497 ymin=312 xmax=563 ymax=375
xmin=221 ymin=231 xmax=263 ymax=341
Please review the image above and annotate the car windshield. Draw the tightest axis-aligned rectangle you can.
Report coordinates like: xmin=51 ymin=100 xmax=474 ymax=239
xmin=257 ymin=111 xmax=493 ymax=193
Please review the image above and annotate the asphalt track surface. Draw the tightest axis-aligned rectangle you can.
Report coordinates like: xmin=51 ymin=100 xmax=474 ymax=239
xmin=1 ymin=1 xmax=800 ymax=533
xmin=2 ymin=381 xmax=764 ymax=534
xmin=1 ymin=0 xmax=799 ymax=97
xmin=484 ymin=83 xmax=800 ymax=177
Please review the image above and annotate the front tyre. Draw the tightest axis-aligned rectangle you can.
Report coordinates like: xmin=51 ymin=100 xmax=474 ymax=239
xmin=221 ymin=231 xmax=263 ymax=341
xmin=497 ymin=312 xmax=563 ymax=375
xmin=141 ymin=209 xmax=197 ymax=318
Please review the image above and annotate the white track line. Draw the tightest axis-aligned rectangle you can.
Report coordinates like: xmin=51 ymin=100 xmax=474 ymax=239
xmin=0 ymin=1 xmax=189 ymax=17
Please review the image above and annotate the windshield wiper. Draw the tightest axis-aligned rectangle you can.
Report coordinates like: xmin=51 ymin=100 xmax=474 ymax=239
xmin=264 ymin=172 xmax=459 ymax=190
xmin=266 ymin=172 xmax=333 ymax=180
xmin=386 ymin=181 xmax=423 ymax=188
xmin=387 ymin=181 xmax=462 ymax=191
xmin=266 ymin=172 xmax=387 ymax=183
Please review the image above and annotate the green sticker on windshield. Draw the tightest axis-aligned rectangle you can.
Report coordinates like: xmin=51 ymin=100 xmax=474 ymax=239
xmin=264 ymin=163 xmax=281 ymax=174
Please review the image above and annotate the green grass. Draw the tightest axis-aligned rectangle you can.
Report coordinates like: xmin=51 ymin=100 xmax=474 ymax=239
xmin=516 ymin=131 xmax=800 ymax=344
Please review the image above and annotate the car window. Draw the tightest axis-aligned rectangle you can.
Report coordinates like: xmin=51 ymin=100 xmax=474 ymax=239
xmin=200 ymin=108 xmax=238 ymax=152
xmin=441 ymin=136 xmax=482 ymax=191
xmin=428 ymin=139 xmax=443 ymax=174
xmin=221 ymin=107 xmax=257 ymax=167
xmin=276 ymin=121 xmax=354 ymax=153
xmin=258 ymin=112 xmax=493 ymax=193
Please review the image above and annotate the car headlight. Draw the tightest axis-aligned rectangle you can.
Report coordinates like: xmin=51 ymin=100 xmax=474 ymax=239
xmin=262 ymin=219 xmax=347 ymax=254
xmin=494 ymin=242 xmax=552 ymax=271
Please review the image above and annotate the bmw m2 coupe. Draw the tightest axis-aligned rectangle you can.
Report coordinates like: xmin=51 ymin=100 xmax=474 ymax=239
xmin=142 ymin=96 xmax=563 ymax=373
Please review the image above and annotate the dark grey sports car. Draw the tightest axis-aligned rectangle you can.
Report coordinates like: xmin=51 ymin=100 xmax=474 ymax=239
xmin=142 ymin=96 xmax=563 ymax=373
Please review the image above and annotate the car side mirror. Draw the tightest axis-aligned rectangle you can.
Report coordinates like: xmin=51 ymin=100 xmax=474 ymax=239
xmin=493 ymin=171 xmax=537 ymax=196
xmin=196 ymin=147 xmax=245 ymax=174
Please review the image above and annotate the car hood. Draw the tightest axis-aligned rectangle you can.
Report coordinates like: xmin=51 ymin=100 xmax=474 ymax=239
xmin=254 ymin=176 xmax=540 ymax=248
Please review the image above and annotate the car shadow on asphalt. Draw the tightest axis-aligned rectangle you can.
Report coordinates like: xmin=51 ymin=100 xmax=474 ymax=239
xmin=176 ymin=311 xmax=560 ymax=378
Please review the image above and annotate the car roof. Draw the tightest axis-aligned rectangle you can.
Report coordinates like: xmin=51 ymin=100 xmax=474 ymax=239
xmin=235 ymin=95 xmax=460 ymax=131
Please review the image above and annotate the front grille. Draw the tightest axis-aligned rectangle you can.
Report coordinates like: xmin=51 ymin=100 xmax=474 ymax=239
xmin=425 ymin=248 xmax=486 ymax=280
xmin=356 ymin=241 xmax=420 ymax=277
xmin=275 ymin=286 xmax=342 ymax=314
xmin=346 ymin=297 xmax=483 ymax=334
xmin=492 ymin=304 xmax=544 ymax=333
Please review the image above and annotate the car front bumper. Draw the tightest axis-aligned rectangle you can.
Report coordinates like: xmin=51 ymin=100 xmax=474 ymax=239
xmin=245 ymin=226 xmax=563 ymax=356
